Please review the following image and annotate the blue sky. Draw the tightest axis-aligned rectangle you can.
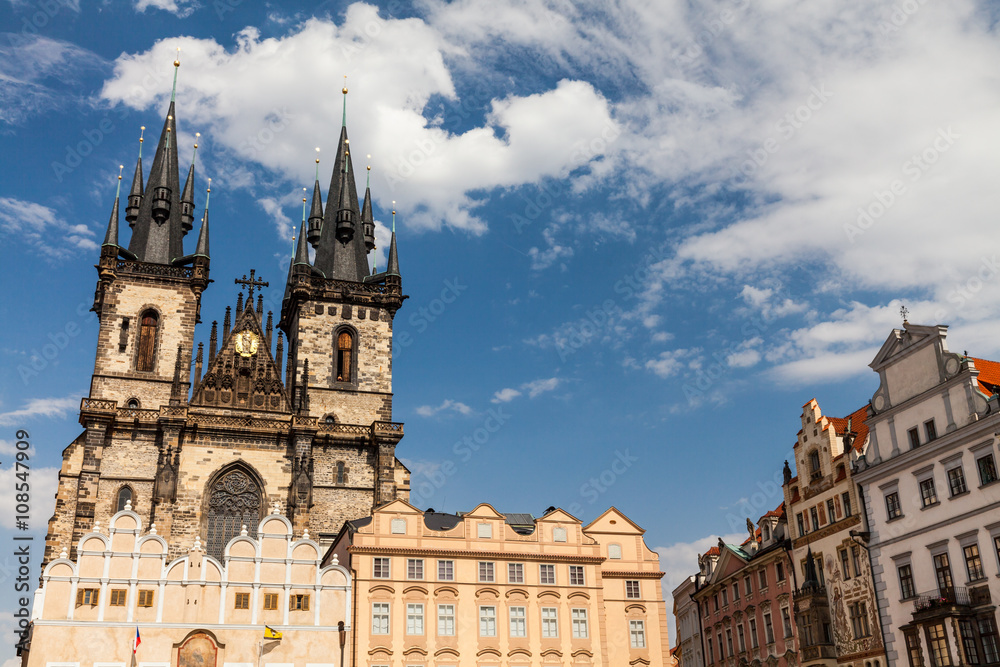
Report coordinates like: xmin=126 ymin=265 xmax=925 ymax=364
xmin=2 ymin=0 xmax=1000 ymax=658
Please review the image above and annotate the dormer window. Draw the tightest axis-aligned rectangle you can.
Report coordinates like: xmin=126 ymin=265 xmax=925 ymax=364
xmin=762 ymin=523 xmax=770 ymax=541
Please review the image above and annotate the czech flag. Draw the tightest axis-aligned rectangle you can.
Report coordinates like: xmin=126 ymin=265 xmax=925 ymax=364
xmin=133 ymin=627 xmax=141 ymax=654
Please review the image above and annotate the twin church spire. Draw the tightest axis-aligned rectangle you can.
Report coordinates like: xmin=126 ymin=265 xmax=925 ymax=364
xmin=101 ymin=64 xmax=400 ymax=285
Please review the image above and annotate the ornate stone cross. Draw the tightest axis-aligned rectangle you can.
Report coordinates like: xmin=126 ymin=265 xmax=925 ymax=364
xmin=235 ymin=269 xmax=269 ymax=301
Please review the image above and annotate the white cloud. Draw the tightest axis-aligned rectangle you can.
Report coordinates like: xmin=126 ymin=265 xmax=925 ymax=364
xmin=99 ymin=11 xmax=617 ymax=238
xmin=491 ymin=387 xmax=522 ymax=403
xmin=0 ymin=439 xmax=35 ymax=457
xmin=523 ymin=377 xmax=560 ymax=398
xmin=0 ymin=465 xmax=58 ymax=529
xmin=0 ymin=35 xmax=100 ymax=126
xmin=645 ymin=348 xmax=700 ymax=379
xmin=415 ymin=399 xmax=474 ymax=417
xmin=133 ymin=0 xmax=197 ymax=18
xmin=0 ymin=197 xmax=98 ymax=259
xmin=0 ymin=395 xmax=79 ymax=426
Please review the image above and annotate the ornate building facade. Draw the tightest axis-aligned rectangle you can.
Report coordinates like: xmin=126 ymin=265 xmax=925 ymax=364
xmin=782 ymin=400 xmax=885 ymax=667
xmin=42 ymin=61 xmax=411 ymax=572
xmin=327 ymin=500 xmax=672 ymax=667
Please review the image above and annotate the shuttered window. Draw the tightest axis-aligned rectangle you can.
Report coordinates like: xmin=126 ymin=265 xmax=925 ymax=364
xmin=136 ymin=311 xmax=158 ymax=371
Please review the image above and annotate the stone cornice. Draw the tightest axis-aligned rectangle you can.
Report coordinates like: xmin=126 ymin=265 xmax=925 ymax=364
xmin=348 ymin=545 xmax=605 ymax=564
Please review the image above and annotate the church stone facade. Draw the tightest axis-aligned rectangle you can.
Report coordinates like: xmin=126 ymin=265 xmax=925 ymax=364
xmin=43 ymin=62 xmax=411 ymax=569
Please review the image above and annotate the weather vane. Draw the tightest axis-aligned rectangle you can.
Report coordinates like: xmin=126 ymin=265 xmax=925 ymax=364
xmin=900 ymin=305 xmax=909 ymax=323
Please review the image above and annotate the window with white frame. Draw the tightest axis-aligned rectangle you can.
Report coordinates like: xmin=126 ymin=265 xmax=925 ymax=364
xmin=764 ymin=612 xmax=775 ymax=644
xmin=885 ymin=491 xmax=902 ymax=519
xmin=508 ymin=562 xmax=524 ymax=583
xmin=372 ymin=602 xmax=390 ymax=634
xmin=749 ymin=617 xmax=759 ymax=648
xmin=407 ymin=558 xmax=424 ymax=580
xmin=479 ymin=561 xmax=495 ymax=582
xmin=509 ymin=606 xmax=526 ymax=637
xmin=406 ymin=603 xmax=424 ymax=635
xmin=438 ymin=604 xmax=455 ymax=636
xmin=570 ymin=565 xmax=585 ymax=586
xmin=737 ymin=624 xmax=746 ymax=652
xmin=479 ymin=605 xmax=497 ymax=636
xmin=948 ymin=466 xmax=968 ymax=496
xmin=438 ymin=559 xmax=454 ymax=581
xmin=571 ymin=608 xmax=589 ymax=638
xmin=898 ymin=562 xmax=916 ymax=599
xmin=758 ymin=568 xmax=768 ymax=589
xmin=964 ymin=543 xmax=985 ymax=581
xmin=626 ymin=580 xmax=641 ymax=599
xmin=630 ymin=619 xmax=647 ymax=648
xmin=541 ymin=607 xmax=558 ymax=638
xmin=744 ymin=574 xmax=752 ymax=596
xmin=539 ymin=564 xmax=555 ymax=585
xmin=781 ymin=606 xmax=793 ymax=638
xmin=919 ymin=477 xmax=938 ymax=507
xmin=373 ymin=557 xmax=390 ymax=578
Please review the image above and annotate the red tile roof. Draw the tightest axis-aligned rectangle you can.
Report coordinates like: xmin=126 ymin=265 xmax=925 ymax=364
xmin=971 ymin=357 xmax=1000 ymax=396
xmin=828 ymin=404 xmax=870 ymax=455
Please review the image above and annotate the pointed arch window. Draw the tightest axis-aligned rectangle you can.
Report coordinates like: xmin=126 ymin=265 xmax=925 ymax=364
xmin=116 ymin=486 xmax=133 ymax=512
xmin=136 ymin=310 xmax=158 ymax=372
xmin=336 ymin=330 xmax=354 ymax=383
xmin=205 ymin=468 xmax=262 ymax=561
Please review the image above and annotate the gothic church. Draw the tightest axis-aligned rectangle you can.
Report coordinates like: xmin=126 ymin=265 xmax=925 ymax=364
xmin=44 ymin=61 xmax=411 ymax=567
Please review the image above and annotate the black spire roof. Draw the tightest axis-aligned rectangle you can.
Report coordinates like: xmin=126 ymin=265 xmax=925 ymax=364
xmin=312 ymin=126 xmax=369 ymax=281
xmin=126 ymin=99 xmax=184 ymax=264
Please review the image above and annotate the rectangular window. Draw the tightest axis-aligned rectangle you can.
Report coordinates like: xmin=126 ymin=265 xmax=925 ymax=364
xmin=782 ymin=606 xmax=793 ymax=638
xmin=749 ymin=618 xmax=759 ymax=648
xmin=479 ymin=561 xmax=495 ymax=583
xmin=964 ymin=544 xmax=985 ymax=581
xmin=764 ymin=612 xmax=774 ymax=644
xmin=948 ymin=466 xmax=968 ymax=496
xmin=842 ymin=491 xmax=853 ymax=517
xmin=934 ymin=552 xmax=954 ymax=591
xmin=509 ymin=606 xmax=526 ymax=637
xmin=479 ymin=605 xmax=497 ymax=637
xmin=508 ymin=562 xmax=524 ymax=583
xmin=906 ymin=630 xmax=926 ymax=667
xmin=406 ymin=603 xmax=424 ymax=635
xmin=570 ymin=565 xmax=585 ymax=586
xmin=899 ymin=563 xmax=917 ymax=599
xmin=849 ymin=601 xmax=870 ymax=639
xmin=718 ymin=633 xmax=724 ymax=660
xmin=263 ymin=593 xmax=278 ymax=610
xmin=758 ymin=569 xmax=767 ymax=589
xmin=539 ymin=563 xmax=555 ymax=585
xmin=289 ymin=594 xmax=310 ymax=611
xmin=630 ymin=620 xmax=647 ymax=648
xmin=407 ymin=558 xmax=424 ymax=580
xmin=810 ymin=507 xmax=820 ymax=532
xmin=541 ymin=607 xmax=558 ymax=638
xmin=234 ymin=592 xmax=249 ymax=609
xmin=776 ymin=561 xmax=785 ymax=582
xmin=978 ymin=454 xmax=999 ymax=485
xmin=920 ymin=478 xmax=939 ymax=506
xmin=797 ymin=512 xmax=806 ymax=537
xmin=827 ymin=499 xmax=837 ymax=523
xmin=979 ymin=617 xmax=1000 ymax=664
xmin=438 ymin=604 xmax=455 ymax=636
xmin=737 ymin=624 xmax=746 ymax=652
xmin=726 ymin=628 xmax=734 ymax=656
xmin=477 ymin=522 xmax=492 ymax=538
xmin=744 ymin=575 xmax=752 ymax=596
xmin=708 ymin=634 xmax=715 ymax=663
xmin=927 ymin=622 xmax=952 ymax=667
xmin=886 ymin=491 xmax=902 ymax=519
xmin=373 ymin=557 xmax=390 ymax=578
xmin=925 ymin=419 xmax=937 ymax=441
xmin=959 ymin=619 xmax=980 ymax=665
xmin=438 ymin=559 xmax=454 ymax=581
xmin=571 ymin=608 xmax=589 ymax=638
xmin=852 ymin=546 xmax=862 ymax=578
xmin=909 ymin=427 xmax=921 ymax=448
xmin=372 ymin=602 xmax=389 ymax=634
xmin=110 ymin=589 xmax=127 ymax=606
xmin=840 ymin=549 xmax=852 ymax=579
xmin=721 ymin=588 xmax=728 ymax=606
xmin=77 ymin=588 xmax=99 ymax=606
xmin=137 ymin=590 xmax=154 ymax=608
xmin=732 ymin=582 xmax=740 ymax=601
xmin=626 ymin=580 xmax=641 ymax=599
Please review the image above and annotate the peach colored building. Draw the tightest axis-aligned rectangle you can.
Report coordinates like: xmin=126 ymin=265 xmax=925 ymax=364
xmin=23 ymin=503 xmax=352 ymax=667
xmin=326 ymin=500 xmax=671 ymax=667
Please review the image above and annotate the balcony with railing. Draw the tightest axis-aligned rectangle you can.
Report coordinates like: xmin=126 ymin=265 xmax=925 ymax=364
xmin=912 ymin=587 xmax=970 ymax=620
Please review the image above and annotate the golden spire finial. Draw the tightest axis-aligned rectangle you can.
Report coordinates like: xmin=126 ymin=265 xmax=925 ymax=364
xmin=302 ymin=187 xmax=308 ymax=221
xmin=174 ymin=47 xmax=181 ymax=68
xmin=342 ymin=74 xmax=348 ymax=95
xmin=118 ymin=165 xmax=123 ymax=180
xmin=194 ymin=131 xmax=200 ymax=149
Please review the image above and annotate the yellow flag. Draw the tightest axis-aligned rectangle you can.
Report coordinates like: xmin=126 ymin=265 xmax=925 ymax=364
xmin=264 ymin=626 xmax=283 ymax=640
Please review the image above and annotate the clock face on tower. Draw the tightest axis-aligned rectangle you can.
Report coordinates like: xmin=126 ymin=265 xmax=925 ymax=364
xmin=235 ymin=329 xmax=259 ymax=357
